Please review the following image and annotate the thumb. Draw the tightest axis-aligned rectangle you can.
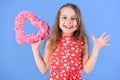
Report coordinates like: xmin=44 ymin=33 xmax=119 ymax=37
xmin=38 ymin=38 xmax=42 ymax=43
xmin=92 ymin=33 xmax=95 ymax=40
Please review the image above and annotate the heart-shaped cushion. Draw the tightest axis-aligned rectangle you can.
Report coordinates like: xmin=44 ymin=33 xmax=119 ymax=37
xmin=14 ymin=11 xmax=50 ymax=44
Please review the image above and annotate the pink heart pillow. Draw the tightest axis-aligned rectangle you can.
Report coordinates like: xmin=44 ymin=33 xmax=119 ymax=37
xmin=14 ymin=11 xmax=50 ymax=44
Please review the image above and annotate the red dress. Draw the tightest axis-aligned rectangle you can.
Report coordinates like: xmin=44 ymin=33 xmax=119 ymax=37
xmin=49 ymin=36 xmax=83 ymax=80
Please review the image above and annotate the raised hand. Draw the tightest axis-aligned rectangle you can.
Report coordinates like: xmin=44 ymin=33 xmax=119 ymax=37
xmin=31 ymin=39 xmax=42 ymax=49
xmin=92 ymin=32 xmax=110 ymax=49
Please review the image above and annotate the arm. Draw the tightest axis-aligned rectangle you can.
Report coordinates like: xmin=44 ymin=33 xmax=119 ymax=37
xmin=31 ymin=39 xmax=52 ymax=74
xmin=82 ymin=32 xmax=110 ymax=74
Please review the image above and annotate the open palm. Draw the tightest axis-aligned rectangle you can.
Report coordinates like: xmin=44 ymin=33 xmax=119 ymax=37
xmin=92 ymin=32 xmax=110 ymax=49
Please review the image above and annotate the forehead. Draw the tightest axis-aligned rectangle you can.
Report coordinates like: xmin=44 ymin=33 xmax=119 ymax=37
xmin=60 ymin=7 xmax=76 ymax=16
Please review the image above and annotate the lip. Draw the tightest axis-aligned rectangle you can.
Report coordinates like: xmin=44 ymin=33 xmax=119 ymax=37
xmin=63 ymin=25 xmax=74 ymax=29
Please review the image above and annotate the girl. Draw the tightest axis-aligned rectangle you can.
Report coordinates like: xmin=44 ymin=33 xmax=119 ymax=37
xmin=31 ymin=3 xmax=110 ymax=80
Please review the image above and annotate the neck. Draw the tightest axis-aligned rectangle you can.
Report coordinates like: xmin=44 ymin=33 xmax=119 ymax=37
xmin=62 ymin=33 xmax=73 ymax=36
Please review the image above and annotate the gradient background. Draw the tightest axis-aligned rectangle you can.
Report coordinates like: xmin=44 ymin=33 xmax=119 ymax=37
xmin=0 ymin=0 xmax=120 ymax=80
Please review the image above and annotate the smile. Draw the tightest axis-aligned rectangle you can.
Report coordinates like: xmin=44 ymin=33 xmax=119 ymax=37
xmin=63 ymin=25 xmax=74 ymax=29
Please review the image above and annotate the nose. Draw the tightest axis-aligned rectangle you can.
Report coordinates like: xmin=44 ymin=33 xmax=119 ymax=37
xmin=66 ymin=18 xmax=72 ymax=24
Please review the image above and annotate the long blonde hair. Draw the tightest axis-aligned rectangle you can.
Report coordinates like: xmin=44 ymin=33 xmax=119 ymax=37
xmin=48 ymin=3 xmax=88 ymax=52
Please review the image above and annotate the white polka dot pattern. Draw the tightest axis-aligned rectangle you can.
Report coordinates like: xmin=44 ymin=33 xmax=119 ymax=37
xmin=49 ymin=36 xmax=83 ymax=80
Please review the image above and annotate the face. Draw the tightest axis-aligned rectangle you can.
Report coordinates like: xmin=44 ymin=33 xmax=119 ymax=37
xmin=59 ymin=7 xmax=78 ymax=36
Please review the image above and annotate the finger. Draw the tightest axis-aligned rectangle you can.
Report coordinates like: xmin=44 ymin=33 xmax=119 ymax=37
xmin=37 ymin=39 xmax=42 ymax=44
xmin=104 ymin=34 xmax=110 ymax=40
xmin=32 ymin=39 xmax=41 ymax=44
xmin=105 ymin=37 xmax=110 ymax=42
xmin=105 ymin=43 xmax=111 ymax=46
xmin=100 ymin=32 xmax=106 ymax=38
xmin=39 ymin=38 xmax=42 ymax=42
xmin=92 ymin=33 xmax=95 ymax=40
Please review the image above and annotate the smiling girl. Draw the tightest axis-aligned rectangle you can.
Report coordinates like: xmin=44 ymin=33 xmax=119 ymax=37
xmin=31 ymin=3 xmax=110 ymax=80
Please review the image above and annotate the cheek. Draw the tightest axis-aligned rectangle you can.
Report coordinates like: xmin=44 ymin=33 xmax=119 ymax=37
xmin=59 ymin=20 xmax=63 ymax=29
xmin=60 ymin=18 xmax=64 ymax=23
xmin=59 ymin=19 xmax=64 ymax=27
xmin=74 ymin=21 xmax=78 ymax=27
xmin=74 ymin=21 xmax=78 ymax=30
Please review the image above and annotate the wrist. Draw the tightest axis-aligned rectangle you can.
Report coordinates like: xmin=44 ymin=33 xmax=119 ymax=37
xmin=31 ymin=45 xmax=39 ymax=51
xmin=93 ymin=44 xmax=101 ymax=50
